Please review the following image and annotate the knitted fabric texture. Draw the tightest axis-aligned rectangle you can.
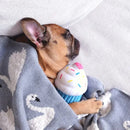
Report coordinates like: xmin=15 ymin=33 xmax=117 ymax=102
xmin=55 ymin=62 xmax=88 ymax=103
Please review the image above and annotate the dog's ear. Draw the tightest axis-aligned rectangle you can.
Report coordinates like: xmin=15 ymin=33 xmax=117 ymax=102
xmin=20 ymin=18 xmax=48 ymax=48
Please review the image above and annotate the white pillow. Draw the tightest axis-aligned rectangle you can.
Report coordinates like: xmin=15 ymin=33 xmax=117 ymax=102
xmin=0 ymin=0 xmax=102 ymax=36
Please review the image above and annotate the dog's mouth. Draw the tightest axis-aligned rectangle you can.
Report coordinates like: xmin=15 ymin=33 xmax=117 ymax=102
xmin=71 ymin=38 xmax=80 ymax=60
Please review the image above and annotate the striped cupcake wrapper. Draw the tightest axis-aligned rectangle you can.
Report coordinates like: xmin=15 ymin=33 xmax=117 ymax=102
xmin=57 ymin=89 xmax=82 ymax=104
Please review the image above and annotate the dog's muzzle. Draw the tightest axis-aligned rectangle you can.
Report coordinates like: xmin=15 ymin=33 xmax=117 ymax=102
xmin=71 ymin=38 xmax=80 ymax=60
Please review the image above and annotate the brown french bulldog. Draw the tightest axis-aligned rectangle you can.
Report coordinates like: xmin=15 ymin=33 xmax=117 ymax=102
xmin=14 ymin=18 xmax=102 ymax=115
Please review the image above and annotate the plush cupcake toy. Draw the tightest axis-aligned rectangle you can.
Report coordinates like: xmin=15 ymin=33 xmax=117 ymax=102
xmin=55 ymin=62 xmax=88 ymax=103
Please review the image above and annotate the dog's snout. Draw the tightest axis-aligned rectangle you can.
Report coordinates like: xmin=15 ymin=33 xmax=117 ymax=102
xmin=71 ymin=38 xmax=80 ymax=60
xmin=74 ymin=38 xmax=80 ymax=50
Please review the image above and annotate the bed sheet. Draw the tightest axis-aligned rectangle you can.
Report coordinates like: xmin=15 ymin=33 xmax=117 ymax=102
xmin=69 ymin=0 xmax=130 ymax=94
xmin=0 ymin=0 xmax=102 ymax=36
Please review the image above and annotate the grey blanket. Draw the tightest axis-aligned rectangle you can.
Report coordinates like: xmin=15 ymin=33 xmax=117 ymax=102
xmin=0 ymin=36 xmax=130 ymax=130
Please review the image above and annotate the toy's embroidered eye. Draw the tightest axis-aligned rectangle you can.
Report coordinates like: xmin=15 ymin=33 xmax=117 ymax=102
xmin=0 ymin=84 xmax=2 ymax=88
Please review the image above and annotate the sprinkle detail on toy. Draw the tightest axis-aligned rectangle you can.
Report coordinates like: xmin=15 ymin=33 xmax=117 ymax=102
xmin=76 ymin=72 xmax=80 ymax=75
xmin=60 ymin=74 xmax=63 ymax=79
xmin=68 ymin=80 xmax=73 ymax=83
xmin=78 ymin=83 xmax=81 ymax=88
xmin=71 ymin=69 xmax=75 ymax=72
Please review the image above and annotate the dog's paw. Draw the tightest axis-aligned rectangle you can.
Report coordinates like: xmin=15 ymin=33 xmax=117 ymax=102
xmin=79 ymin=98 xmax=102 ymax=114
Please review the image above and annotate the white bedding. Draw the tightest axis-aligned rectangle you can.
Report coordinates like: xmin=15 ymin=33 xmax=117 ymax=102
xmin=69 ymin=0 xmax=130 ymax=94
xmin=0 ymin=0 xmax=102 ymax=36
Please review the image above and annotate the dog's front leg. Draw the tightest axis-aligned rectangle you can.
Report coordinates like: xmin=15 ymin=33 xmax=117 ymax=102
xmin=69 ymin=98 xmax=102 ymax=115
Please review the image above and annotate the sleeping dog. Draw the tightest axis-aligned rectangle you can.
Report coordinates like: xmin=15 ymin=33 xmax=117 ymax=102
xmin=13 ymin=18 xmax=102 ymax=115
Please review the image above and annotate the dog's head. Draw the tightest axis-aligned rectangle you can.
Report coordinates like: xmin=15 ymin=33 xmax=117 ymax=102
xmin=21 ymin=18 xmax=80 ymax=81
xmin=21 ymin=18 xmax=80 ymax=63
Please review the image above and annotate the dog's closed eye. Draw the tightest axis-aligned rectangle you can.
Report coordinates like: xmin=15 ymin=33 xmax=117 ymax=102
xmin=62 ymin=29 xmax=72 ymax=39
xmin=53 ymin=40 xmax=57 ymax=44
